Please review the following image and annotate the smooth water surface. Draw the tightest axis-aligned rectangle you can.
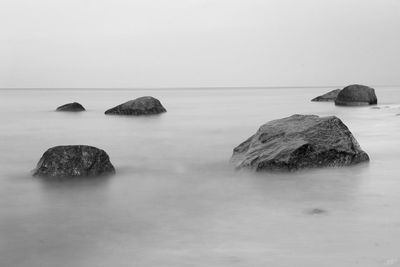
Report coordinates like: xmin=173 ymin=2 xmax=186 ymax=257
xmin=1 ymin=87 xmax=400 ymax=267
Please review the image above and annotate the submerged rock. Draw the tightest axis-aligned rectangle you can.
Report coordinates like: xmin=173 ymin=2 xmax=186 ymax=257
xmin=231 ymin=114 xmax=369 ymax=172
xmin=311 ymin=89 xmax=341 ymax=102
xmin=306 ymin=208 xmax=328 ymax=215
xmin=335 ymin=84 xmax=377 ymax=106
xmin=32 ymin=145 xmax=115 ymax=178
xmin=56 ymin=102 xmax=85 ymax=112
xmin=105 ymin=96 xmax=166 ymax=115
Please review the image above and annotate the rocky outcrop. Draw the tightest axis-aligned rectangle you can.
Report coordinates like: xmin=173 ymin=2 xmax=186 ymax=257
xmin=335 ymin=85 xmax=377 ymax=106
xmin=311 ymin=89 xmax=341 ymax=102
xmin=105 ymin=96 xmax=166 ymax=115
xmin=231 ymin=114 xmax=369 ymax=172
xmin=32 ymin=145 xmax=115 ymax=178
xmin=56 ymin=102 xmax=86 ymax=112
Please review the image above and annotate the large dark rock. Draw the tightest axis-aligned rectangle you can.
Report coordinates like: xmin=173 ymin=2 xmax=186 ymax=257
xmin=105 ymin=96 xmax=166 ymax=115
xmin=311 ymin=89 xmax=341 ymax=102
xmin=56 ymin=102 xmax=85 ymax=112
xmin=231 ymin=114 xmax=369 ymax=172
xmin=32 ymin=145 xmax=115 ymax=178
xmin=335 ymin=84 xmax=377 ymax=106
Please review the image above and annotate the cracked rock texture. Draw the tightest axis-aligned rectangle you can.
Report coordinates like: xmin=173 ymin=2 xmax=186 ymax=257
xmin=231 ymin=114 xmax=369 ymax=172
xmin=33 ymin=145 xmax=115 ymax=178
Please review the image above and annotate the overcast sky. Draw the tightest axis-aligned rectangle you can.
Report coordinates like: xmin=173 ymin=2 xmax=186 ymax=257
xmin=1 ymin=0 xmax=399 ymax=88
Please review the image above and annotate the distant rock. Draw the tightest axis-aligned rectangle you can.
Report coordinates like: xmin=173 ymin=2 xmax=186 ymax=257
xmin=105 ymin=96 xmax=166 ymax=115
xmin=335 ymin=84 xmax=377 ymax=106
xmin=307 ymin=208 xmax=327 ymax=215
xmin=311 ymin=89 xmax=341 ymax=102
xmin=56 ymin=102 xmax=85 ymax=112
xmin=231 ymin=114 xmax=369 ymax=172
xmin=32 ymin=145 xmax=115 ymax=178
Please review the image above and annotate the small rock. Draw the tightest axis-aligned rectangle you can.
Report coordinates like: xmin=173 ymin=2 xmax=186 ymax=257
xmin=56 ymin=102 xmax=85 ymax=112
xmin=308 ymin=208 xmax=327 ymax=215
xmin=335 ymin=84 xmax=377 ymax=106
xmin=32 ymin=145 xmax=115 ymax=178
xmin=105 ymin=96 xmax=166 ymax=116
xmin=311 ymin=89 xmax=341 ymax=102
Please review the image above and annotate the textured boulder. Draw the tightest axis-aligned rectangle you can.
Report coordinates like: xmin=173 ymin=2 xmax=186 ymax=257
xmin=33 ymin=145 xmax=115 ymax=178
xmin=231 ymin=114 xmax=369 ymax=172
xmin=105 ymin=96 xmax=166 ymax=115
xmin=335 ymin=85 xmax=377 ymax=106
xmin=311 ymin=89 xmax=341 ymax=102
xmin=56 ymin=102 xmax=85 ymax=112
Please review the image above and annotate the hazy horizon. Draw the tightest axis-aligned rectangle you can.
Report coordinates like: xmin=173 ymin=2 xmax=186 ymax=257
xmin=1 ymin=0 xmax=400 ymax=88
xmin=0 ymin=85 xmax=399 ymax=90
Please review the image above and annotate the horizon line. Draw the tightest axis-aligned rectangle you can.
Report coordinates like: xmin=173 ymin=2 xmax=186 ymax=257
xmin=0 ymin=84 xmax=398 ymax=90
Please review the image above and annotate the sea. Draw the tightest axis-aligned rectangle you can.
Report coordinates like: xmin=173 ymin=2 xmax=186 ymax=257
xmin=1 ymin=87 xmax=400 ymax=267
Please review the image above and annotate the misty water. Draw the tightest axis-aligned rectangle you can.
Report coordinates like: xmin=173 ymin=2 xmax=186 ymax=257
xmin=1 ymin=87 xmax=400 ymax=267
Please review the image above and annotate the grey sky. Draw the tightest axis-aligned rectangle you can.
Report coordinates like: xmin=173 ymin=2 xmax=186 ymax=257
xmin=1 ymin=0 xmax=399 ymax=88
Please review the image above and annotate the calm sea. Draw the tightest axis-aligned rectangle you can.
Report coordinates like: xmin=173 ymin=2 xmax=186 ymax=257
xmin=1 ymin=87 xmax=400 ymax=267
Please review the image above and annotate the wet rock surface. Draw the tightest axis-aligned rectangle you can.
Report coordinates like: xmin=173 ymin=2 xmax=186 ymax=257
xmin=311 ymin=89 xmax=341 ymax=102
xmin=335 ymin=84 xmax=377 ymax=106
xmin=231 ymin=114 xmax=369 ymax=172
xmin=32 ymin=145 xmax=115 ymax=178
xmin=105 ymin=96 xmax=166 ymax=115
xmin=56 ymin=102 xmax=86 ymax=112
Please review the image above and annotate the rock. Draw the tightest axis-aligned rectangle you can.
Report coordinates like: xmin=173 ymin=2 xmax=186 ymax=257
xmin=32 ymin=145 xmax=115 ymax=178
xmin=231 ymin=114 xmax=369 ymax=171
xmin=311 ymin=89 xmax=341 ymax=102
xmin=334 ymin=84 xmax=377 ymax=106
xmin=308 ymin=208 xmax=327 ymax=215
xmin=105 ymin=96 xmax=166 ymax=115
xmin=56 ymin=102 xmax=85 ymax=112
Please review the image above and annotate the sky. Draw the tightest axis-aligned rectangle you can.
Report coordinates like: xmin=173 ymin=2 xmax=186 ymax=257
xmin=1 ymin=0 xmax=399 ymax=88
